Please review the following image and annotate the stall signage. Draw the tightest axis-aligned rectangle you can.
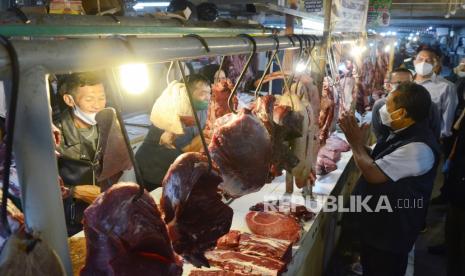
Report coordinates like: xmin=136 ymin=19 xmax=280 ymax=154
xmin=330 ymin=0 xmax=369 ymax=33
xmin=367 ymin=0 xmax=392 ymax=27
xmin=301 ymin=0 xmax=323 ymax=13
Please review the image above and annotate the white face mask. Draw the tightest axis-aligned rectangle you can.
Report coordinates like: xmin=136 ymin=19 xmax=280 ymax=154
xmin=390 ymin=83 xmax=399 ymax=93
xmin=379 ymin=105 xmax=393 ymax=127
xmin=458 ymin=71 xmax=465 ymax=78
xmin=70 ymin=97 xmax=97 ymax=125
xmin=415 ymin=62 xmax=434 ymax=76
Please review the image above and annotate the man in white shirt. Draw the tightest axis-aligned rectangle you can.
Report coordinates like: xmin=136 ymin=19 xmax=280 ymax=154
xmin=340 ymin=82 xmax=440 ymax=276
xmin=414 ymin=48 xmax=458 ymax=139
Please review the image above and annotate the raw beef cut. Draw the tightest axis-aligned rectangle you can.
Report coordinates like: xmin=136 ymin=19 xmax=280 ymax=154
xmin=161 ymin=152 xmax=233 ymax=267
xmin=216 ymin=231 xmax=292 ymax=262
xmin=81 ymin=182 xmax=182 ymax=276
xmin=189 ymin=268 xmax=254 ymax=276
xmin=204 ymin=249 xmax=286 ymax=276
xmin=252 ymin=95 xmax=301 ymax=179
xmin=319 ymin=77 xmax=336 ymax=143
xmin=209 ymin=109 xmax=272 ymax=197
xmin=338 ymin=72 xmax=356 ymax=113
xmin=318 ymin=146 xmax=341 ymax=162
xmin=205 ymin=80 xmax=237 ymax=139
xmin=325 ymin=135 xmax=350 ymax=152
xmin=249 ymin=200 xmax=315 ymax=222
xmin=216 ymin=230 xmax=241 ymax=250
xmin=316 ymin=156 xmax=338 ymax=175
xmin=277 ymin=78 xmax=320 ymax=188
xmin=246 ymin=211 xmax=301 ymax=243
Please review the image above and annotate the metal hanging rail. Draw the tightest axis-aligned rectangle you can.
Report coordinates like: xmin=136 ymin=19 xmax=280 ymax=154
xmin=0 ymin=35 xmax=315 ymax=76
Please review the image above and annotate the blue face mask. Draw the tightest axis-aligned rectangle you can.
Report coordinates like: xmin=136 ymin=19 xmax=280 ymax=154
xmin=193 ymin=99 xmax=209 ymax=110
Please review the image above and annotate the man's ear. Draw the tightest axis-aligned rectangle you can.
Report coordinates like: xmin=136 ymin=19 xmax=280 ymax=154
xmin=62 ymin=94 xmax=75 ymax=108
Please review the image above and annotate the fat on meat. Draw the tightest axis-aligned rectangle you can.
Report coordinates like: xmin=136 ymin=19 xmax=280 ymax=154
xmin=277 ymin=79 xmax=320 ymax=188
xmin=82 ymin=182 xmax=182 ymax=276
xmin=204 ymin=249 xmax=286 ymax=276
xmin=161 ymin=152 xmax=233 ymax=267
xmin=245 ymin=211 xmax=301 ymax=243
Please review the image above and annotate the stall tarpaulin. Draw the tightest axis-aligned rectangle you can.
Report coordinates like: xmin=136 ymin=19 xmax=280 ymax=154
xmin=330 ymin=0 xmax=369 ymax=33
xmin=367 ymin=0 xmax=392 ymax=27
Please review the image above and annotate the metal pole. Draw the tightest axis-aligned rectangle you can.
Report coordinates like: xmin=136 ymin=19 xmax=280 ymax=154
xmin=0 ymin=11 xmax=269 ymax=38
xmin=14 ymin=66 xmax=72 ymax=275
xmin=0 ymin=36 xmax=303 ymax=76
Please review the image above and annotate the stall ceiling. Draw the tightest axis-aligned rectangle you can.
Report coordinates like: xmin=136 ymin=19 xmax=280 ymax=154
xmin=388 ymin=0 xmax=465 ymax=27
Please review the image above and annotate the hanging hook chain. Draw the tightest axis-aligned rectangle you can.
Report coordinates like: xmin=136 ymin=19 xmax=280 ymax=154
xmin=228 ymin=34 xmax=257 ymax=113
xmin=254 ymin=35 xmax=280 ymax=99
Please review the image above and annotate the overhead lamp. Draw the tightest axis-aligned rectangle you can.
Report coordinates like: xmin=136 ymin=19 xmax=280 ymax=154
xmin=351 ymin=45 xmax=366 ymax=57
xmin=413 ymin=37 xmax=418 ymax=42
xmin=416 ymin=32 xmax=420 ymax=35
xmin=296 ymin=62 xmax=307 ymax=73
xmin=133 ymin=2 xmax=170 ymax=10
xmin=119 ymin=63 xmax=150 ymax=95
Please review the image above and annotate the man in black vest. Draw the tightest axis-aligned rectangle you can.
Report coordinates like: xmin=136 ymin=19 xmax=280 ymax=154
xmin=339 ymin=82 xmax=440 ymax=276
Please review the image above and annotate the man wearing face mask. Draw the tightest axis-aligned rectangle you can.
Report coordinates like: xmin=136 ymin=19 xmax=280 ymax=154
xmin=340 ymin=83 xmax=440 ymax=276
xmin=372 ymin=68 xmax=441 ymax=141
xmin=136 ymin=74 xmax=211 ymax=191
xmin=414 ymin=47 xmax=458 ymax=141
xmin=55 ymin=72 xmax=107 ymax=234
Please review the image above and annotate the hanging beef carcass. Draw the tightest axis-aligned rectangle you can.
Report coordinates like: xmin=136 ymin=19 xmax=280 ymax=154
xmin=161 ymin=152 xmax=233 ymax=267
xmin=209 ymin=109 xmax=273 ymax=197
xmin=319 ymin=77 xmax=336 ymax=144
xmin=204 ymin=80 xmax=238 ymax=140
xmin=276 ymin=77 xmax=320 ymax=188
xmin=81 ymin=182 xmax=183 ymax=276
xmin=252 ymin=95 xmax=302 ymax=179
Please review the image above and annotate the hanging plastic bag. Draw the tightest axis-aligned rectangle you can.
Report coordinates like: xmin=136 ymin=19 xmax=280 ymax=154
xmin=0 ymin=232 xmax=65 ymax=276
xmin=150 ymin=81 xmax=193 ymax=135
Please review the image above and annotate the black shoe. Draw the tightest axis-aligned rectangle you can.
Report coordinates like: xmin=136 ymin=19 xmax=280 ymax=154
xmin=430 ymin=194 xmax=447 ymax=205
xmin=428 ymin=244 xmax=446 ymax=255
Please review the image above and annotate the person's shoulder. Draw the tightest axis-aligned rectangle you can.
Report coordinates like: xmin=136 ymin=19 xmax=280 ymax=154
xmin=372 ymin=98 xmax=386 ymax=111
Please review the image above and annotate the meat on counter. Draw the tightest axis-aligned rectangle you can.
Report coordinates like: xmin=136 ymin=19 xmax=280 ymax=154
xmin=246 ymin=211 xmax=301 ymax=243
xmin=81 ymin=182 xmax=182 ymax=276
xmin=161 ymin=152 xmax=233 ymax=268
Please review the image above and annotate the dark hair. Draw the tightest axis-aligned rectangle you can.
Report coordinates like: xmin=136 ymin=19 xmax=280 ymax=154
xmin=415 ymin=44 xmax=440 ymax=57
xmin=389 ymin=67 xmax=413 ymax=81
xmin=199 ymin=64 xmax=220 ymax=84
xmin=392 ymin=82 xmax=431 ymax=122
xmin=58 ymin=72 xmax=102 ymax=97
xmin=392 ymin=67 xmax=413 ymax=76
xmin=185 ymin=73 xmax=210 ymax=90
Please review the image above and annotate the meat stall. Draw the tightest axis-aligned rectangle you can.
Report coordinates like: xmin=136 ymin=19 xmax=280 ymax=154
xmin=0 ymin=11 xmax=385 ymax=275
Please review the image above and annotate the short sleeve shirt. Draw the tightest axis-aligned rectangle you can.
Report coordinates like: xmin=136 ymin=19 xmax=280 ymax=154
xmin=374 ymin=142 xmax=435 ymax=181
